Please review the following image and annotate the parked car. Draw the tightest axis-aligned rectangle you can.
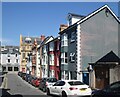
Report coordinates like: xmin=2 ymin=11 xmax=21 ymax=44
xmin=46 ymin=80 xmax=92 ymax=97
xmin=18 ymin=71 xmax=22 ymax=76
xmin=21 ymin=73 xmax=26 ymax=80
xmin=31 ymin=77 xmax=37 ymax=86
xmin=39 ymin=77 xmax=57 ymax=92
xmin=28 ymin=75 xmax=34 ymax=84
xmin=91 ymin=81 xmax=120 ymax=97
xmin=24 ymin=74 xmax=31 ymax=82
xmin=32 ymin=78 xmax=41 ymax=87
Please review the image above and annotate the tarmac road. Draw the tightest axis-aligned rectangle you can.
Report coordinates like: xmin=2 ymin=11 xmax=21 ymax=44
xmin=6 ymin=73 xmax=49 ymax=97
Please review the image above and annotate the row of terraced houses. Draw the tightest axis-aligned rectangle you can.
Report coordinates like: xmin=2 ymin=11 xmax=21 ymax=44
xmin=1 ymin=5 xmax=120 ymax=89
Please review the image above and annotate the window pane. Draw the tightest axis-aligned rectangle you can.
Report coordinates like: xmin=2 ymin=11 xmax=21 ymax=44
xmin=68 ymin=81 xmax=85 ymax=86
xmin=71 ymin=32 xmax=76 ymax=42
xmin=16 ymin=59 xmax=18 ymax=63
xmin=8 ymin=59 xmax=10 ymax=63
xmin=14 ymin=67 xmax=19 ymax=71
xmin=8 ymin=67 xmax=12 ymax=71
xmin=22 ymin=53 xmax=25 ymax=58
xmin=65 ymin=59 xmax=67 ymax=63
xmin=65 ymin=52 xmax=67 ymax=57
xmin=59 ymin=81 xmax=65 ymax=86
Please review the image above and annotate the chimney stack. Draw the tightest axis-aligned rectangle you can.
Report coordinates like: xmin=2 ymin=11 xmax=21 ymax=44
xmin=40 ymin=35 xmax=45 ymax=42
xmin=59 ymin=24 xmax=68 ymax=32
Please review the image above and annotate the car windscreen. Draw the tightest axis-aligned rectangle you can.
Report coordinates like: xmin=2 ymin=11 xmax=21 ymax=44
xmin=68 ymin=81 xmax=85 ymax=86
xmin=48 ymin=78 xmax=57 ymax=82
xmin=22 ymin=73 xmax=26 ymax=76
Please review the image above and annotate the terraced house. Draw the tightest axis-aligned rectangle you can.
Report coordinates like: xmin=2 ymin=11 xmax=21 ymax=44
xmin=59 ymin=5 xmax=120 ymax=85
xmin=37 ymin=36 xmax=54 ymax=78
xmin=31 ymin=36 xmax=45 ymax=77
xmin=1 ymin=46 xmax=20 ymax=73
xmin=47 ymin=36 xmax=60 ymax=80
xmin=20 ymin=35 xmax=42 ymax=74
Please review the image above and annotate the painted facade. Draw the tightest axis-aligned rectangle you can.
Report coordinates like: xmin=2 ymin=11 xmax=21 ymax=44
xmin=1 ymin=46 xmax=20 ymax=72
xmin=31 ymin=36 xmax=45 ymax=77
xmin=37 ymin=36 xmax=54 ymax=78
xmin=20 ymin=35 xmax=43 ymax=73
xmin=20 ymin=35 xmax=34 ymax=73
xmin=59 ymin=5 xmax=120 ymax=84
xmin=48 ymin=37 xmax=60 ymax=80
xmin=19 ymin=5 xmax=120 ymax=85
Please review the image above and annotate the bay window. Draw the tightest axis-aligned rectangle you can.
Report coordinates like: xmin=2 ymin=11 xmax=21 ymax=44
xmin=70 ymin=52 xmax=75 ymax=62
xmin=61 ymin=52 xmax=68 ymax=64
xmin=61 ymin=33 xmax=68 ymax=47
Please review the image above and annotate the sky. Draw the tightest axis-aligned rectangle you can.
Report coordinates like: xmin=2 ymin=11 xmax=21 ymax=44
xmin=2 ymin=2 xmax=119 ymax=46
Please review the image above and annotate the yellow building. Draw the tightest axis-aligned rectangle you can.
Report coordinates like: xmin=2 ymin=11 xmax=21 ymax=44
xmin=20 ymin=35 xmax=32 ymax=72
xmin=20 ymin=35 xmax=43 ymax=73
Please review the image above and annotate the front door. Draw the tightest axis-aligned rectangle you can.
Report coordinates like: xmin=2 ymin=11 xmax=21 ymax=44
xmin=95 ymin=67 xmax=109 ymax=89
xmin=83 ymin=72 xmax=89 ymax=85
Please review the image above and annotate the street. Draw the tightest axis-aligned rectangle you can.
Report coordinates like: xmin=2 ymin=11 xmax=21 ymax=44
xmin=4 ymin=73 xmax=52 ymax=97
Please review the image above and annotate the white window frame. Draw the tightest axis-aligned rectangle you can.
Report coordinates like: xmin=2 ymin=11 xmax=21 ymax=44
xmin=49 ymin=54 xmax=54 ymax=65
xmin=70 ymin=52 xmax=75 ymax=62
xmin=71 ymin=32 xmax=76 ymax=43
xmin=43 ymin=45 xmax=47 ymax=53
xmin=61 ymin=52 xmax=68 ymax=64
xmin=49 ymin=42 xmax=54 ymax=51
xmin=61 ymin=33 xmax=68 ymax=47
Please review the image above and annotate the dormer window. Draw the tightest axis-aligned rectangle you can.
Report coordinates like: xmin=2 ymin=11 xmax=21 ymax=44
xmin=71 ymin=32 xmax=76 ymax=43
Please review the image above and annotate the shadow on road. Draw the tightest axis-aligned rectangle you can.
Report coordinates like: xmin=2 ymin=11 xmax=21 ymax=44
xmin=1 ymin=88 xmax=52 ymax=97
xmin=0 ymin=88 xmax=23 ymax=97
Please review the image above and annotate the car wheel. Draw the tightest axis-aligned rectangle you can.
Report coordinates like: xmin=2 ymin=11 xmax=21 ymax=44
xmin=62 ymin=91 xmax=67 ymax=97
xmin=42 ymin=87 xmax=46 ymax=92
xmin=47 ymin=88 xmax=50 ymax=95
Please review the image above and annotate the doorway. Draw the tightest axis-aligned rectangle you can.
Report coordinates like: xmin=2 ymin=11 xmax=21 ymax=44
xmin=95 ymin=67 xmax=109 ymax=89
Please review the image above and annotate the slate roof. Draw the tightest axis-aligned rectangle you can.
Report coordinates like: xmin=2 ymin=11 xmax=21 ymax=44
xmin=96 ymin=51 xmax=120 ymax=63
xmin=41 ymin=36 xmax=54 ymax=46
xmin=1 ymin=46 xmax=19 ymax=49
xmin=1 ymin=48 xmax=20 ymax=54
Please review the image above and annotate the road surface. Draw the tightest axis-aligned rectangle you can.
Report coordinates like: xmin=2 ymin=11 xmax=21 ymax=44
xmin=6 ymin=73 xmax=50 ymax=97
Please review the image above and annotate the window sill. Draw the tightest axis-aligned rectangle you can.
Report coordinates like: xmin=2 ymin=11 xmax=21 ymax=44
xmin=70 ymin=40 xmax=75 ymax=43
